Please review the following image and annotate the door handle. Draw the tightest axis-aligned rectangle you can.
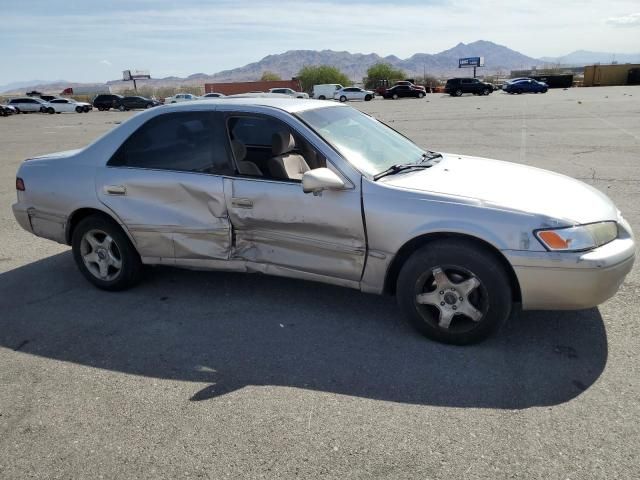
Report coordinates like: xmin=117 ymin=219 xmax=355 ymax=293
xmin=231 ymin=198 xmax=253 ymax=209
xmin=104 ymin=185 xmax=126 ymax=195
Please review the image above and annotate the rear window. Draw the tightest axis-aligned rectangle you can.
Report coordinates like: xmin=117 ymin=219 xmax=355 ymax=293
xmin=108 ymin=112 xmax=233 ymax=175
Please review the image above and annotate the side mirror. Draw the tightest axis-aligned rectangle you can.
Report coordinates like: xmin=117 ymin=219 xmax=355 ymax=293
xmin=302 ymin=168 xmax=345 ymax=195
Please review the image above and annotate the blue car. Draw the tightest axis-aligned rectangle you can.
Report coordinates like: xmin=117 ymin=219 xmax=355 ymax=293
xmin=503 ymin=78 xmax=548 ymax=94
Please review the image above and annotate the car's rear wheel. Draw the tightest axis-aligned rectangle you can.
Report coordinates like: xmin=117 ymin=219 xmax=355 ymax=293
xmin=47 ymin=107 xmax=55 ymax=114
xmin=72 ymin=215 xmax=142 ymax=291
xmin=339 ymin=95 xmax=347 ymax=102
xmin=454 ymin=89 xmax=463 ymax=97
xmin=397 ymin=239 xmax=512 ymax=345
xmin=318 ymin=95 xmax=326 ymax=100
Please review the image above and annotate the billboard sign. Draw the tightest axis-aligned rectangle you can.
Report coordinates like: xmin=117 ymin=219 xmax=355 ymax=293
xmin=459 ymin=57 xmax=485 ymax=68
xmin=123 ymin=69 xmax=151 ymax=80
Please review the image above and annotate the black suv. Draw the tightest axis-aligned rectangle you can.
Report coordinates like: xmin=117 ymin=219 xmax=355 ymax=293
xmin=93 ymin=94 xmax=124 ymax=111
xmin=445 ymin=78 xmax=493 ymax=96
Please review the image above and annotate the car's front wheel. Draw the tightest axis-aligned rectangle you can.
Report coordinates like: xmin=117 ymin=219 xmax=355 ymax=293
xmin=72 ymin=215 xmax=142 ymax=291
xmin=417 ymin=92 xmax=425 ymax=98
xmin=454 ymin=89 xmax=463 ymax=97
xmin=118 ymin=105 xmax=126 ymax=111
xmin=482 ymin=88 xmax=490 ymax=95
xmin=397 ymin=239 xmax=512 ymax=345
xmin=364 ymin=94 xmax=372 ymax=101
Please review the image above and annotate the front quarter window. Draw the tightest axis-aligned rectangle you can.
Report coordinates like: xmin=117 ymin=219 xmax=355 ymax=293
xmin=297 ymin=106 xmax=425 ymax=177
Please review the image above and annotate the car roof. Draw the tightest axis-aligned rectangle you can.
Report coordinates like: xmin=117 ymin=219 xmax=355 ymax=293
xmin=159 ymin=97 xmax=346 ymax=113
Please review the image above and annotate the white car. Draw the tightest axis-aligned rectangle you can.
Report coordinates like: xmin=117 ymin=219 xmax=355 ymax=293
xmin=7 ymin=97 xmax=51 ymax=113
xmin=201 ymin=92 xmax=225 ymax=98
xmin=48 ymin=98 xmax=92 ymax=113
xmin=268 ymin=88 xmax=309 ymax=99
xmin=334 ymin=87 xmax=375 ymax=102
xmin=164 ymin=93 xmax=198 ymax=104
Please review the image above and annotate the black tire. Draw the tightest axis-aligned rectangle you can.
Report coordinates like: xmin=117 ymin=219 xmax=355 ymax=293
xmin=118 ymin=105 xmax=126 ymax=111
xmin=542 ymin=88 xmax=548 ymax=93
xmin=145 ymin=103 xmax=151 ymax=109
xmin=47 ymin=107 xmax=55 ymax=114
xmin=482 ymin=88 xmax=490 ymax=96
xmin=75 ymin=106 xmax=83 ymax=113
xmin=83 ymin=106 xmax=90 ymax=112
xmin=318 ymin=95 xmax=326 ymax=100
xmin=454 ymin=89 xmax=463 ymax=97
xmin=72 ymin=214 xmax=142 ymax=291
xmin=396 ymin=239 xmax=512 ymax=345
xmin=392 ymin=93 xmax=399 ymax=100
xmin=364 ymin=94 xmax=372 ymax=101
xmin=417 ymin=92 xmax=424 ymax=98
xmin=15 ymin=108 xmax=20 ymax=114
xmin=339 ymin=95 xmax=347 ymax=102
xmin=97 ymin=106 xmax=104 ymax=111
xmin=56 ymin=112 xmax=61 ymax=114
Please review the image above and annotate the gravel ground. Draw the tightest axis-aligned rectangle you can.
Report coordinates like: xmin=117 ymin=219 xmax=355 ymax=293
xmin=0 ymin=86 xmax=638 ymax=479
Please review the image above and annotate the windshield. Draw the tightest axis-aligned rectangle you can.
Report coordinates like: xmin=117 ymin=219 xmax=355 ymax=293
xmin=297 ymin=106 xmax=426 ymax=177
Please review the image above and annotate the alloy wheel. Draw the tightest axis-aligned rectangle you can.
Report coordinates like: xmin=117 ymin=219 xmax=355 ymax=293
xmin=80 ymin=229 xmax=123 ymax=281
xmin=415 ymin=266 xmax=487 ymax=331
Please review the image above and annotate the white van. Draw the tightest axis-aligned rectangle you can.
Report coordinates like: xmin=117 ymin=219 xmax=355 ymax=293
xmin=312 ymin=84 xmax=343 ymax=100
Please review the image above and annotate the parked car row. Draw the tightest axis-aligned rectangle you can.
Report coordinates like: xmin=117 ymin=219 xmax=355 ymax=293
xmin=93 ymin=94 xmax=161 ymax=111
xmin=3 ymin=96 xmax=93 ymax=114
xmin=444 ymin=77 xmax=549 ymax=97
xmin=312 ymin=81 xmax=427 ymax=102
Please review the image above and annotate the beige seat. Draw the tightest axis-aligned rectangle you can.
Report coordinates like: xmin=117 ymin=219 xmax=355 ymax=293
xmin=268 ymin=132 xmax=310 ymax=180
xmin=231 ymin=140 xmax=262 ymax=176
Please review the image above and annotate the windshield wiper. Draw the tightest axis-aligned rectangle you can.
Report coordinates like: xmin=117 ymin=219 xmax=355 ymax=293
xmin=373 ymin=162 xmax=431 ymax=181
xmin=421 ymin=151 xmax=443 ymax=162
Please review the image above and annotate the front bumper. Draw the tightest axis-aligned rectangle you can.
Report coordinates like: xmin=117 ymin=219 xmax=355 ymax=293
xmin=505 ymin=236 xmax=636 ymax=310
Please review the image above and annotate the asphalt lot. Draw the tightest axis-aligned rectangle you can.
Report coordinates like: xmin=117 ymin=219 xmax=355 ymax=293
xmin=0 ymin=87 xmax=639 ymax=479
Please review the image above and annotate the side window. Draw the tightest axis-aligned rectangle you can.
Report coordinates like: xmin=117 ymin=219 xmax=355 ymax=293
xmin=227 ymin=115 xmax=326 ymax=181
xmin=108 ymin=112 xmax=233 ymax=175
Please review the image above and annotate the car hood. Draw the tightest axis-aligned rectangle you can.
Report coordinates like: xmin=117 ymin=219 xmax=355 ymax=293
xmin=381 ymin=154 xmax=618 ymax=224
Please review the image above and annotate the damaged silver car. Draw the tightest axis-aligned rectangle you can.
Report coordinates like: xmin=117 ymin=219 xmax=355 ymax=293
xmin=13 ymin=98 xmax=635 ymax=344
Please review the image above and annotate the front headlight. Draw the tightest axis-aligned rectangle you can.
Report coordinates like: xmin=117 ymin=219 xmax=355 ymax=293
xmin=535 ymin=221 xmax=618 ymax=252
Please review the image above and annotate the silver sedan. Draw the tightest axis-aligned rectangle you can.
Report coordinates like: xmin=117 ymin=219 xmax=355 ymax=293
xmin=12 ymin=98 xmax=635 ymax=344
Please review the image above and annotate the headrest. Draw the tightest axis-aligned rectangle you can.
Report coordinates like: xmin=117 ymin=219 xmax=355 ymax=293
xmin=231 ymin=140 xmax=246 ymax=162
xmin=272 ymin=131 xmax=295 ymax=156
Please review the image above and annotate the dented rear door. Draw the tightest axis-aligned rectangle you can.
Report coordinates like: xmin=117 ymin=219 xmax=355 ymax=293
xmin=96 ymin=111 xmax=234 ymax=262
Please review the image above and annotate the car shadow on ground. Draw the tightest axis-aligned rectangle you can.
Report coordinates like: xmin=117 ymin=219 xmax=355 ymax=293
xmin=0 ymin=252 xmax=607 ymax=409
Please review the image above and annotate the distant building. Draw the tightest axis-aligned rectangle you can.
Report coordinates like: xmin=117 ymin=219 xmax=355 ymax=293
xmin=583 ymin=64 xmax=640 ymax=87
xmin=204 ymin=79 xmax=302 ymax=95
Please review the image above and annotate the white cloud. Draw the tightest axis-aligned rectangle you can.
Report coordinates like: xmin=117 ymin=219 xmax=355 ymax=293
xmin=607 ymin=12 xmax=640 ymax=26
xmin=99 ymin=59 xmax=112 ymax=66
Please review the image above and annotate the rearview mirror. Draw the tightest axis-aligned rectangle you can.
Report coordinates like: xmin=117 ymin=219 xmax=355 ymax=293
xmin=302 ymin=168 xmax=345 ymax=195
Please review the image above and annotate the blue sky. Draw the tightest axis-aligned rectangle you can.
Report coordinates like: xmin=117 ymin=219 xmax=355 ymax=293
xmin=1 ymin=0 xmax=639 ymax=84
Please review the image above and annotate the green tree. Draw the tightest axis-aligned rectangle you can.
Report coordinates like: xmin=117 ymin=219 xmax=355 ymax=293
xmin=365 ymin=63 xmax=405 ymax=89
xmin=260 ymin=71 xmax=282 ymax=81
xmin=297 ymin=65 xmax=351 ymax=91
